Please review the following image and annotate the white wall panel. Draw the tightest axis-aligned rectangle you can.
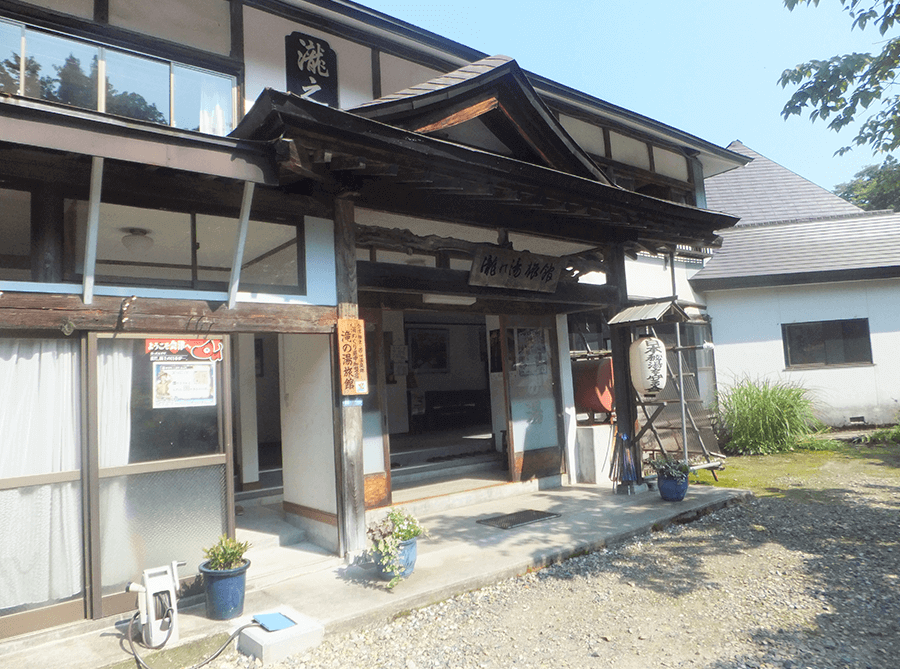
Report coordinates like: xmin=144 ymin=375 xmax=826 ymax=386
xmin=559 ymin=115 xmax=605 ymax=157
xmin=653 ymin=146 xmax=689 ymax=182
xmin=379 ymin=53 xmax=440 ymax=98
xmin=705 ymin=280 xmax=900 ymax=426
xmin=243 ymin=6 xmax=373 ymax=112
xmin=609 ymin=131 xmax=650 ymax=171
xmin=110 ymin=0 xmax=230 ymax=56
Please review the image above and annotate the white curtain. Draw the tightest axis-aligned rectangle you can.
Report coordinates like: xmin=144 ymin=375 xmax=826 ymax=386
xmin=97 ymin=338 xmax=136 ymax=588
xmin=0 ymin=339 xmax=82 ymax=610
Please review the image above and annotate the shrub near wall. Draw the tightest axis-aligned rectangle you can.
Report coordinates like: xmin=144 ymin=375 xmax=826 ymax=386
xmin=715 ymin=378 xmax=821 ymax=455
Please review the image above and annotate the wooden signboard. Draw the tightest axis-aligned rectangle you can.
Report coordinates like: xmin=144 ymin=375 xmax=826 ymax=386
xmin=468 ymin=247 xmax=561 ymax=293
xmin=285 ymin=32 xmax=339 ymax=107
xmin=337 ymin=318 xmax=368 ymax=395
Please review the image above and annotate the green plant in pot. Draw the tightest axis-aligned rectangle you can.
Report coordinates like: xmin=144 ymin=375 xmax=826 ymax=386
xmin=649 ymin=457 xmax=690 ymax=502
xmin=366 ymin=507 xmax=426 ymax=588
xmin=199 ymin=534 xmax=251 ymax=620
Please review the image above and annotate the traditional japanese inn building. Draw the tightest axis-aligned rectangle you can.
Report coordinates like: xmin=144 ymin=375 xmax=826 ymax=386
xmin=0 ymin=0 xmax=744 ymax=638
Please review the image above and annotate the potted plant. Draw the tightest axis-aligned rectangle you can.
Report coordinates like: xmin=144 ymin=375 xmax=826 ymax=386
xmin=199 ymin=534 xmax=251 ymax=620
xmin=366 ymin=507 xmax=427 ymax=588
xmin=650 ymin=457 xmax=691 ymax=502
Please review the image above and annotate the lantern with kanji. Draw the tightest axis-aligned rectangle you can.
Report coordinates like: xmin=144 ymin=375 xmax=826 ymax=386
xmin=629 ymin=335 xmax=667 ymax=397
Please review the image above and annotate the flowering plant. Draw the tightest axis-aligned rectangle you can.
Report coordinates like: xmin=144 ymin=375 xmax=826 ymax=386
xmin=649 ymin=457 xmax=691 ymax=482
xmin=366 ymin=507 xmax=426 ymax=588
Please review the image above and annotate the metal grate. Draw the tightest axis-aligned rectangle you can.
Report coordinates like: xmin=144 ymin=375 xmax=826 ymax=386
xmin=477 ymin=509 xmax=560 ymax=530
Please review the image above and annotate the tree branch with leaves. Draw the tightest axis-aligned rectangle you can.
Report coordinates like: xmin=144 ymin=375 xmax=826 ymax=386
xmin=780 ymin=0 xmax=900 ymax=155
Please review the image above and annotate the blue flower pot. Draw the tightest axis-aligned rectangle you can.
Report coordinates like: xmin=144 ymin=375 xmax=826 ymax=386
xmin=199 ymin=560 xmax=250 ymax=620
xmin=658 ymin=476 xmax=689 ymax=502
xmin=375 ymin=537 xmax=418 ymax=581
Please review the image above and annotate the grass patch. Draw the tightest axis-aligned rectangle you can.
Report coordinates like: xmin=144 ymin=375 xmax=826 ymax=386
xmin=692 ymin=441 xmax=900 ymax=499
xmin=715 ymin=378 xmax=822 ymax=455
xmin=863 ymin=423 xmax=900 ymax=445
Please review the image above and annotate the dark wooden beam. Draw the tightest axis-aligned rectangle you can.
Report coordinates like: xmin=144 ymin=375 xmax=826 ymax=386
xmin=0 ymin=293 xmax=336 ymax=334
xmin=333 ymin=197 xmax=366 ymax=556
xmin=357 ymin=261 xmax=617 ymax=308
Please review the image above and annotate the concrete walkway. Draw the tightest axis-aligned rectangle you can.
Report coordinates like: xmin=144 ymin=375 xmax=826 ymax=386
xmin=1 ymin=481 xmax=749 ymax=669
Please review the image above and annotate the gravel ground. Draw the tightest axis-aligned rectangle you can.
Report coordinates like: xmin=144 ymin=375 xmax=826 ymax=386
xmin=208 ymin=462 xmax=900 ymax=669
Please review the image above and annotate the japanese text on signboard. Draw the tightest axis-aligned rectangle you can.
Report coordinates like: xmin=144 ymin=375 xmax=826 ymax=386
xmin=468 ymin=247 xmax=561 ymax=293
xmin=337 ymin=319 xmax=369 ymax=395
xmin=285 ymin=32 xmax=338 ymax=107
xmin=145 ymin=339 xmax=222 ymax=409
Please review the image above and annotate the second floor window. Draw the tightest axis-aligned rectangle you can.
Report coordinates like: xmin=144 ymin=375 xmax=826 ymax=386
xmin=0 ymin=19 xmax=234 ymax=135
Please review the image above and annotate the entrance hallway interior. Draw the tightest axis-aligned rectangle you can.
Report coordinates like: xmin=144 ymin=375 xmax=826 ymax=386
xmin=236 ymin=424 xmax=509 ymax=508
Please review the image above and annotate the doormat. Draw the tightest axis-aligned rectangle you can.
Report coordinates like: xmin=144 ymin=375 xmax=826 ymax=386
xmin=477 ymin=509 xmax=560 ymax=530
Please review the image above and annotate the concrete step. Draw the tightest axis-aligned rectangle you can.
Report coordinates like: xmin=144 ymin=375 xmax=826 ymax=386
xmin=236 ymin=503 xmax=306 ymax=550
xmin=390 ymin=441 xmax=495 ymax=467
xmin=243 ymin=542 xmax=342 ymax=592
xmin=370 ymin=473 xmax=566 ymax=521
xmin=390 ymin=452 xmax=505 ymax=486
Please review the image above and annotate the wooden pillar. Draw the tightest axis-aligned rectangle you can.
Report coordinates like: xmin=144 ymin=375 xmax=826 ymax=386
xmin=30 ymin=183 xmax=65 ymax=283
xmin=333 ymin=197 xmax=366 ymax=555
xmin=608 ymin=244 xmax=641 ymax=489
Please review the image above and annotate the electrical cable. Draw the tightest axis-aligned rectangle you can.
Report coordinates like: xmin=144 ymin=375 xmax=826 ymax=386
xmin=127 ymin=610 xmax=261 ymax=669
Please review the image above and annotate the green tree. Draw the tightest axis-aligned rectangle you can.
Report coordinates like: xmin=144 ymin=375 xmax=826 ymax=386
xmin=0 ymin=50 xmax=165 ymax=124
xmin=780 ymin=0 xmax=900 ymax=155
xmin=834 ymin=155 xmax=900 ymax=210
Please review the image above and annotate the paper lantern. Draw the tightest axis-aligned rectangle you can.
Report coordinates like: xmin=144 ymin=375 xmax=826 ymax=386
xmin=629 ymin=336 xmax=667 ymax=397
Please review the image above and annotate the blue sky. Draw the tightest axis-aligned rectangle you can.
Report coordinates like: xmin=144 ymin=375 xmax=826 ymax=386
xmin=358 ymin=0 xmax=886 ymax=191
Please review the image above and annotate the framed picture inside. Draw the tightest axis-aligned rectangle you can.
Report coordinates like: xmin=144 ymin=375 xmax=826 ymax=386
xmin=408 ymin=327 xmax=449 ymax=373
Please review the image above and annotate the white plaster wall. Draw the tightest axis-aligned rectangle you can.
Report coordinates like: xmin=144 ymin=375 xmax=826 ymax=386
xmin=558 ymin=115 xmax=605 ymax=157
xmin=556 ymin=314 xmax=577 ymax=480
xmin=304 ymin=216 xmax=337 ymax=306
xmin=624 ymin=254 xmax=706 ymax=303
xmin=609 ymin=131 xmax=650 ymax=171
xmin=111 ymin=0 xmax=231 ymax=55
xmin=279 ymin=333 xmax=337 ymax=529
xmin=379 ymin=53 xmax=441 ymax=98
xmin=28 ymin=0 xmax=93 ymax=19
xmin=653 ymin=146 xmax=689 ymax=182
xmin=235 ymin=334 xmax=260 ymax=486
xmin=705 ymin=279 xmax=900 ymax=426
xmin=361 ymin=321 xmax=385 ymax=474
xmin=243 ymin=6 xmax=374 ymax=112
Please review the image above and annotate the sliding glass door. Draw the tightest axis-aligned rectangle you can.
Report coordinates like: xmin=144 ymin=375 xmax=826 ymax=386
xmin=0 ymin=332 xmax=234 ymax=637
xmin=93 ymin=334 xmax=232 ymax=615
xmin=0 ymin=337 xmax=85 ymax=637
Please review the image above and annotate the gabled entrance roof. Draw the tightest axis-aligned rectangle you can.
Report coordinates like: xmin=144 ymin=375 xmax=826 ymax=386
xmin=233 ymin=89 xmax=737 ymax=251
xmin=352 ymin=56 xmax=609 ymax=183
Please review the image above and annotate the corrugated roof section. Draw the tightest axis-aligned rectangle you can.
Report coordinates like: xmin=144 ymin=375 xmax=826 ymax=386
xmin=704 ymin=141 xmax=863 ymax=226
xmin=691 ymin=211 xmax=900 ymax=288
xmin=608 ymin=300 xmax=688 ymax=326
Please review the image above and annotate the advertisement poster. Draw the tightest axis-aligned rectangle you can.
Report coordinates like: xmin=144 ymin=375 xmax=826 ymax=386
xmin=146 ymin=339 xmax=222 ymax=409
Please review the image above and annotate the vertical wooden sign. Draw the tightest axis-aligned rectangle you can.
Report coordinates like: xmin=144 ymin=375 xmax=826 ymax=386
xmin=337 ymin=318 xmax=368 ymax=395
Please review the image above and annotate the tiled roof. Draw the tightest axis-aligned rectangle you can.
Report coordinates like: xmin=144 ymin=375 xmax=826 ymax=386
xmin=690 ymin=211 xmax=900 ymax=289
xmin=354 ymin=55 xmax=515 ymax=109
xmin=704 ymin=141 xmax=863 ymax=226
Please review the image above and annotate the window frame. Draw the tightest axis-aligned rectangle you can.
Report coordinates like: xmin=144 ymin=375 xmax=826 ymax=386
xmin=0 ymin=17 xmax=236 ymax=135
xmin=781 ymin=318 xmax=874 ymax=369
